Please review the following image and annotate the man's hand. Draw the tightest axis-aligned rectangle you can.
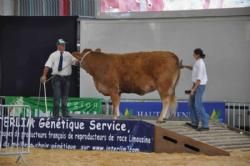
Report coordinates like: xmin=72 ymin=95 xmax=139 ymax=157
xmin=75 ymin=61 xmax=80 ymax=67
xmin=40 ymin=76 xmax=47 ymax=83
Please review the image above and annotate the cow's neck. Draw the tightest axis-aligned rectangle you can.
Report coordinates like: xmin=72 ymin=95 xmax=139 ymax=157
xmin=81 ymin=52 xmax=99 ymax=75
xmin=83 ymin=52 xmax=111 ymax=76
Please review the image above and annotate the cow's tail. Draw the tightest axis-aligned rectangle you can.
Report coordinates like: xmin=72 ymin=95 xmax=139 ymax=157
xmin=179 ymin=59 xmax=184 ymax=69
xmin=179 ymin=59 xmax=189 ymax=70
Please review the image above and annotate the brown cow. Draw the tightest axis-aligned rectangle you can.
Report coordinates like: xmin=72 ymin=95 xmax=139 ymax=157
xmin=72 ymin=49 xmax=181 ymax=123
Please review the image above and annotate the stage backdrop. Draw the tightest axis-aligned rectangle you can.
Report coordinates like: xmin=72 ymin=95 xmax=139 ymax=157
xmin=0 ymin=16 xmax=78 ymax=97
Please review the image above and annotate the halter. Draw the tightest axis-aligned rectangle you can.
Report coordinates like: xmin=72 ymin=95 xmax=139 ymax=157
xmin=80 ymin=51 xmax=92 ymax=65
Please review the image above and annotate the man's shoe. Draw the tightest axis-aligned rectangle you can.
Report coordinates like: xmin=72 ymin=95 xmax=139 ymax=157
xmin=113 ymin=116 xmax=120 ymax=120
xmin=185 ymin=122 xmax=198 ymax=129
xmin=196 ymin=127 xmax=210 ymax=131
xmin=156 ymin=119 xmax=166 ymax=123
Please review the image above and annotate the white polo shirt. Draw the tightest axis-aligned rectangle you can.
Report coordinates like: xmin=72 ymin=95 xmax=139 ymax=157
xmin=45 ymin=50 xmax=78 ymax=76
xmin=192 ymin=58 xmax=208 ymax=85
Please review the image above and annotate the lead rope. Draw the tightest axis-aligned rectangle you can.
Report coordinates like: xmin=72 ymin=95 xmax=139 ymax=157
xmin=43 ymin=82 xmax=48 ymax=115
xmin=37 ymin=76 xmax=54 ymax=117
xmin=37 ymin=82 xmax=41 ymax=115
xmin=80 ymin=51 xmax=91 ymax=64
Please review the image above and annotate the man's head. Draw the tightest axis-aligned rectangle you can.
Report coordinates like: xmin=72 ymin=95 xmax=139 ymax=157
xmin=56 ymin=39 xmax=66 ymax=52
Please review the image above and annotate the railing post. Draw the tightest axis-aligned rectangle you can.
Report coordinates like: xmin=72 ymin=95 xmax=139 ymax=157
xmin=233 ymin=103 xmax=235 ymax=128
xmin=238 ymin=103 xmax=240 ymax=130
xmin=243 ymin=104 xmax=246 ymax=132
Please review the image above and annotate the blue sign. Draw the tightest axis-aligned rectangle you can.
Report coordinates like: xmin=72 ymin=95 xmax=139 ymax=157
xmin=120 ymin=101 xmax=225 ymax=123
xmin=0 ymin=117 xmax=154 ymax=152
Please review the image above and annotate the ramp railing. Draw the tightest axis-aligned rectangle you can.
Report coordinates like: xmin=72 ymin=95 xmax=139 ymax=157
xmin=226 ymin=102 xmax=250 ymax=134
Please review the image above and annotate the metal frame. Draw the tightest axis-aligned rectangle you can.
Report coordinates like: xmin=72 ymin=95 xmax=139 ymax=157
xmin=226 ymin=102 xmax=250 ymax=134
xmin=0 ymin=104 xmax=32 ymax=163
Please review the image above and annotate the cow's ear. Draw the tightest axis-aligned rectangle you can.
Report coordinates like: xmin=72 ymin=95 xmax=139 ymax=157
xmin=95 ymin=48 xmax=101 ymax=52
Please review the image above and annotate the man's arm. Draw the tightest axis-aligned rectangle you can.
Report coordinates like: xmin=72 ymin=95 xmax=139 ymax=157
xmin=71 ymin=54 xmax=80 ymax=66
xmin=183 ymin=65 xmax=193 ymax=70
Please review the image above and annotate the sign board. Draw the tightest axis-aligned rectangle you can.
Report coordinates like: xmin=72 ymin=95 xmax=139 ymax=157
xmin=120 ymin=101 xmax=225 ymax=123
xmin=5 ymin=96 xmax=102 ymax=117
xmin=0 ymin=117 xmax=154 ymax=152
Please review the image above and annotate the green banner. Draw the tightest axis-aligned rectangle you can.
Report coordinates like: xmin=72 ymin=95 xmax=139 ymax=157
xmin=5 ymin=96 xmax=102 ymax=117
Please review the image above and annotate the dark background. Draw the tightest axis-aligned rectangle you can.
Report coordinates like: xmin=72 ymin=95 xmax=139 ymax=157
xmin=0 ymin=16 xmax=79 ymax=97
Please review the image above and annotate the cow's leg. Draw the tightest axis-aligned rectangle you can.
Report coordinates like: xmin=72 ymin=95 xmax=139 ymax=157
xmin=157 ymin=69 xmax=180 ymax=123
xmin=110 ymin=93 xmax=120 ymax=119
xmin=157 ymin=82 xmax=173 ymax=123
xmin=157 ymin=96 xmax=170 ymax=123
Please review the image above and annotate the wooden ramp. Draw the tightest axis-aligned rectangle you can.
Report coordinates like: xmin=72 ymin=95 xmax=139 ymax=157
xmin=146 ymin=120 xmax=250 ymax=156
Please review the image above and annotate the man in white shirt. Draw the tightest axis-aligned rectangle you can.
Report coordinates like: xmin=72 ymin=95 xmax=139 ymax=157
xmin=183 ymin=48 xmax=209 ymax=131
xmin=40 ymin=39 xmax=78 ymax=117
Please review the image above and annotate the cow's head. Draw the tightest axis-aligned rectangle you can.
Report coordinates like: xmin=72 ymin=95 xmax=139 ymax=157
xmin=72 ymin=49 xmax=90 ymax=60
xmin=72 ymin=48 xmax=102 ymax=61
